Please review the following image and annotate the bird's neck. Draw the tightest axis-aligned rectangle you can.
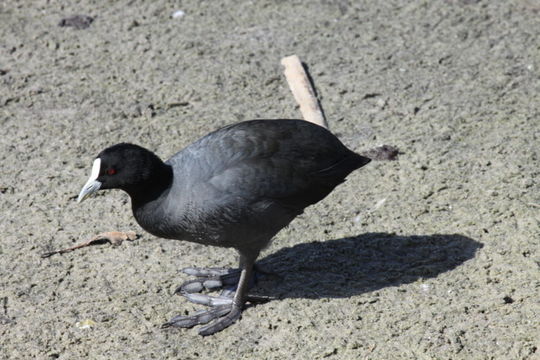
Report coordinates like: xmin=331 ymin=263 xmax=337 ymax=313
xmin=127 ymin=162 xmax=173 ymax=208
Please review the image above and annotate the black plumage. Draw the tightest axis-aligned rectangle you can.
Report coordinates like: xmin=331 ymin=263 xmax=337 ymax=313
xmin=77 ymin=119 xmax=371 ymax=335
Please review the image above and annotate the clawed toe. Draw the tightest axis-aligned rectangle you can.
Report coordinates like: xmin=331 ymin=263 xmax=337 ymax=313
xmin=162 ymin=304 xmax=232 ymax=329
xmin=198 ymin=306 xmax=242 ymax=336
xmin=183 ymin=293 xmax=233 ymax=307
xmin=176 ymin=265 xmax=278 ymax=297
xmin=182 ymin=292 xmax=274 ymax=307
xmin=182 ymin=267 xmax=239 ymax=278
xmin=164 ymin=262 xmax=274 ymax=335
xmin=175 ymin=267 xmax=241 ymax=296
xmin=162 ymin=304 xmax=242 ymax=336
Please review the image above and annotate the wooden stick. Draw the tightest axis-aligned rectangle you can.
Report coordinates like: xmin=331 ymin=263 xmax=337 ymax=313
xmin=41 ymin=231 xmax=138 ymax=258
xmin=281 ymin=55 xmax=328 ymax=129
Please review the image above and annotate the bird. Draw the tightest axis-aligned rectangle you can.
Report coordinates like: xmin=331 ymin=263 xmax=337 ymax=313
xmin=77 ymin=119 xmax=371 ymax=336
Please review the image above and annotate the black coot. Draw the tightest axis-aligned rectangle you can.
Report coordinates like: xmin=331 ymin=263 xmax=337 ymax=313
xmin=77 ymin=119 xmax=371 ymax=335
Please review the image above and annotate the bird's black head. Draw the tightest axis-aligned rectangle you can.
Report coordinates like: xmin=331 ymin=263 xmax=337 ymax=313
xmin=77 ymin=143 xmax=171 ymax=202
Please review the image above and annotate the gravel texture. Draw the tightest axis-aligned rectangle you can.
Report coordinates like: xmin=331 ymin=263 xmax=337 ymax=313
xmin=1 ymin=0 xmax=538 ymax=359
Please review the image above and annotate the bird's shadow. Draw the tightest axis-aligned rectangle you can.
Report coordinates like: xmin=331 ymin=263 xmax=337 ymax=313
xmin=255 ymin=232 xmax=482 ymax=299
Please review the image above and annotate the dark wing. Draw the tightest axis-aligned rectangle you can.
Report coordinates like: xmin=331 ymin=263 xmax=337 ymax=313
xmin=187 ymin=120 xmax=370 ymax=212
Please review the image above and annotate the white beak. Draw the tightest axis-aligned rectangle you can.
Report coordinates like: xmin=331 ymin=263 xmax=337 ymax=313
xmin=77 ymin=158 xmax=102 ymax=203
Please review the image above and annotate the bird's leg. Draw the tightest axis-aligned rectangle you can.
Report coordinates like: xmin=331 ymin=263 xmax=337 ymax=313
xmin=197 ymin=255 xmax=254 ymax=336
xmin=162 ymin=254 xmax=258 ymax=336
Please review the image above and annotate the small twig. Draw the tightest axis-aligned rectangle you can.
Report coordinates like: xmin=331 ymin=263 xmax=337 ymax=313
xmin=41 ymin=231 xmax=138 ymax=258
xmin=281 ymin=55 xmax=328 ymax=129
xmin=280 ymin=56 xmax=399 ymax=162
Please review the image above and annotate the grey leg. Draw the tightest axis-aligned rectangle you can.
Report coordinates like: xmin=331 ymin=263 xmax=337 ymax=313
xmin=198 ymin=255 xmax=255 ymax=336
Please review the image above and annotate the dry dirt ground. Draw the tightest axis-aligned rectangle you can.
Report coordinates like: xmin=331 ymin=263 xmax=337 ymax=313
xmin=1 ymin=1 xmax=539 ymax=359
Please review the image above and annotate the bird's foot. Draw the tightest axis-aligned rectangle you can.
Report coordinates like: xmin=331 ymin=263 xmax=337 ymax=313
xmin=176 ymin=267 xmax=241 ymax=295
xmin=182 ymin=291 xmax=273 ymax=307
xmin=163 ymin=266 xmax=275 ymax=335
xmin=161 ymin=303 xmax=242 ymax=336
xmin=175 ymin=266 xmax=278 ymax=305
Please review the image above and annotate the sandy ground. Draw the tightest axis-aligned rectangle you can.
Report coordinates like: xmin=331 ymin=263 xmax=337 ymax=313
xmin=1 ymin=0 xmax=539 ymax=359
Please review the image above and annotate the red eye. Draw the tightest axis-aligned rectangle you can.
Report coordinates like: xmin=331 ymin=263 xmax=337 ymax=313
xmin=107 ymin=168 xmax=117 ymax=175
